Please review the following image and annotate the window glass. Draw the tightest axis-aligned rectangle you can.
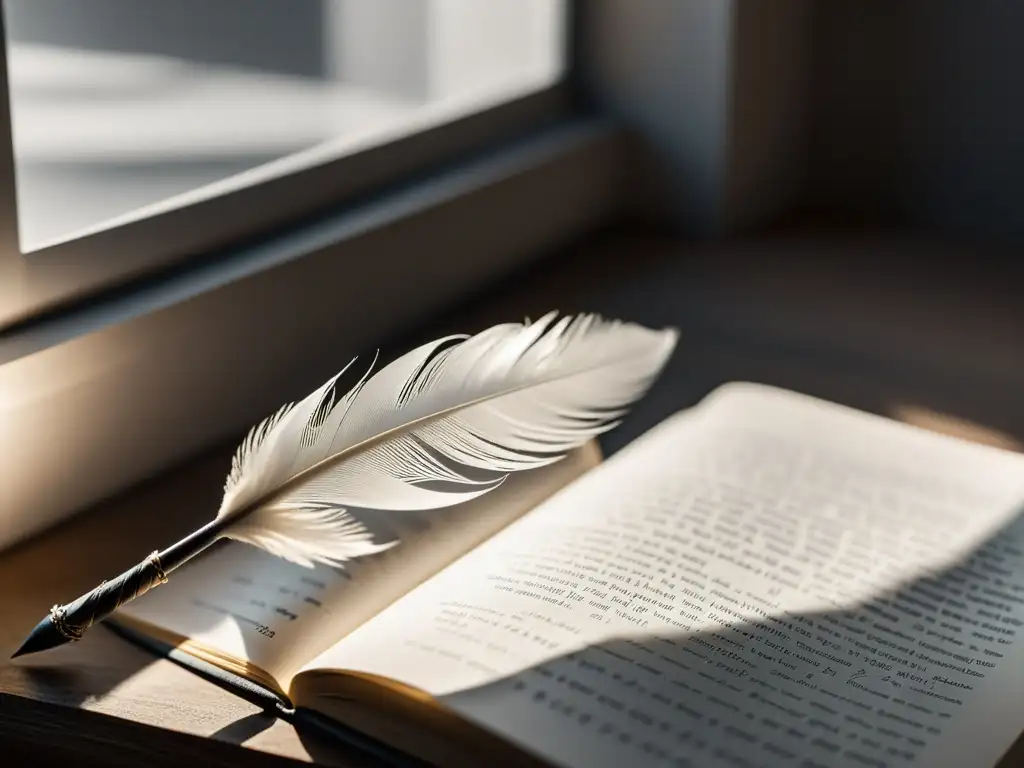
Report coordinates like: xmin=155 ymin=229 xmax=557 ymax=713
xmin=3 ymin=0 xmax=566 ymax=251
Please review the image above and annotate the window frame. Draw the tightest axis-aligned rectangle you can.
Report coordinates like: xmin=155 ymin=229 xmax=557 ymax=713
xmin=0 ymin=3 xmax=573 ymax=328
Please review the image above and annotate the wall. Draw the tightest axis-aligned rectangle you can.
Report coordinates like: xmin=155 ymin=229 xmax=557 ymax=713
xmin=328 ymin=0 xmax=565 ymax=100
xmin=579 ymin=1 xmax=1023 ymax=239
xmin=578 ymin=0 xmax=736 ymax=233
xmin=327 ymin=0 xmax=431 ymax=97
xmin=725 ymin=0 xmax=811 ymax=232
xmin=429 ymin=0 xmax=565 ymax=100
xmin=808 ymin=1 xmax=1024 ymax=239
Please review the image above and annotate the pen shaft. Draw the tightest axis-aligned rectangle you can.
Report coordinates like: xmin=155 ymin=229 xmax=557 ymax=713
xmin=54 ymin=555 xmax=169 ymax=640
xmin=53 ymin=518 xmax=228 ymax=641
xmin=159 ymin=517 xmax=230 ymax=572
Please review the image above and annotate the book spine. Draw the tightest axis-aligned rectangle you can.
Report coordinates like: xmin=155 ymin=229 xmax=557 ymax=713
xmin=103 ymin=620 xmax=426 ymax=767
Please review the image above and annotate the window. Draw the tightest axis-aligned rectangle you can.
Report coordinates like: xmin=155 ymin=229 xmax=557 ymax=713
xmin=5 ymin=0 xmax=565 ymax=251
xmin=0 ymin=0 xmax=631 ymax=548
xmin=0 ymin=0 xmax=571 ymax=325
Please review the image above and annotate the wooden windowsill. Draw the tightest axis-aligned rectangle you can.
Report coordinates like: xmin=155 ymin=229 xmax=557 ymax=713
xmin=4 ymin=223 xmax=1024 ymax=766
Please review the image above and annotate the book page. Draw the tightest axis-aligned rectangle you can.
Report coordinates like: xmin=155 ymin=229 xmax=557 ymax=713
xmin=116 ymin=442 xmax=600 ymax=686
xmin=306 ymin=383 xmax=1024 ymax=768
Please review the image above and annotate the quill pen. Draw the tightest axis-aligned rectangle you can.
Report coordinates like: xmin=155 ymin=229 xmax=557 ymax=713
xmin=14 ymin=312 xmax=677 ymax=658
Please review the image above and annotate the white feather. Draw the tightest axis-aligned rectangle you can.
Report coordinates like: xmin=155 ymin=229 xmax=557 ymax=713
xmin=216 ymin=312 xmax=677 ymax=567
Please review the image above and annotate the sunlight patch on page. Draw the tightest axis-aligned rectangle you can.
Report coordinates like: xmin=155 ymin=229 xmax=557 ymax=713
xmin=891 ymin=402 xmax=1023 ymax=452
xmin=311 ymin=385 xmax=1024 ymax=768
xmin=319 ymin=429 xmax=1024 ymax=695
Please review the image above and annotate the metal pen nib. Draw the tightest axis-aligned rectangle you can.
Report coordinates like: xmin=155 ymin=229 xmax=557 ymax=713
xmin=10 ymin=552 xmax=169 ymax=659
xmin=11 ymin=612 xmax=69 ymax=658
xmin=11 ymin=519 xmax=224 ymax=659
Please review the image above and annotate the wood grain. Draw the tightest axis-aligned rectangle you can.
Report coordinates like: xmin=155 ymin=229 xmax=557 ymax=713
xmin=5 ymin=227 xmax=1024 ymax=766
xmin=0 ymin=441 xmax=373 ymax=766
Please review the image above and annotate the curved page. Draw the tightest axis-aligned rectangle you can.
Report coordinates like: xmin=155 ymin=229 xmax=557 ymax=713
xmin=307 ymin=383 xmax=1024 ymax=768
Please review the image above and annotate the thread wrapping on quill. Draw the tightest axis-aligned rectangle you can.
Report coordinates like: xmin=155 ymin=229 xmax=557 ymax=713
xmin=51 ymin=553 xmax=168 ymax=640
xmin=13 ymin=312 xmax=678 ymax=658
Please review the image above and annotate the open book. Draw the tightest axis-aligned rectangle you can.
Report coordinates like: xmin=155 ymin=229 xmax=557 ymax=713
xmin=115 ymin=383 xmax=1024 ymax=768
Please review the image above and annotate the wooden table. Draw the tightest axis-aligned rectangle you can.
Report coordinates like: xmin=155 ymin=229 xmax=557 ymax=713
xmin=0 ymin=442 xmax=362 ymax=766
xmin=4 ymin=226 xmax=1024 ymax=766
